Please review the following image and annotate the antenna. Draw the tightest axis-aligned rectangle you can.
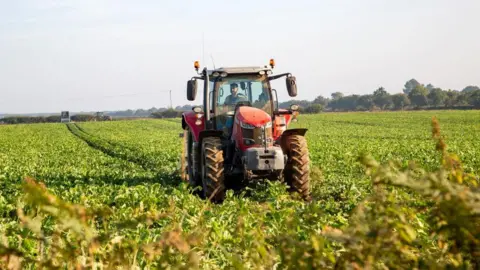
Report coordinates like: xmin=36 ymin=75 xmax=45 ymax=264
xmin=210 ymin=54 xmax=216 ymax=69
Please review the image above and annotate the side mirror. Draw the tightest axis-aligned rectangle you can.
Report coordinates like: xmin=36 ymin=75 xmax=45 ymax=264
xmin=286 ymin=76 xmax=297 ymax=97
xmin=187 ymin=79 xmax=197 ymax=101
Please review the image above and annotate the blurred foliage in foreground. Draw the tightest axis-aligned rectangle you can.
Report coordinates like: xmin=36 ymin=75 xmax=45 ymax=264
xmin=1 ymin=117 xmax=479 ymax=269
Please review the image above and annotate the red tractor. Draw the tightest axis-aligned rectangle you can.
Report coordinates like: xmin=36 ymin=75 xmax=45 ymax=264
xmin=180 ymin=59 xmax=310 ymax=202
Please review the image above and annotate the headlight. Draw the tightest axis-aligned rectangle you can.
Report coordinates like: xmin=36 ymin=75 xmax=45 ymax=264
xmin=192 ymin=106 xmax=203 ymax=113
xmin=265 ymin=121 xmax=272 ymax=128
xmin=240 ymin=122 xmax=256 ymax=129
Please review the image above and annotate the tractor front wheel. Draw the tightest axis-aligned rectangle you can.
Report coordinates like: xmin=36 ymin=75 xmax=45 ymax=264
xmin=283 ymin=135 xmax=311 ymax=201
xmin=201 ymin=137 xmax=225 ymax=202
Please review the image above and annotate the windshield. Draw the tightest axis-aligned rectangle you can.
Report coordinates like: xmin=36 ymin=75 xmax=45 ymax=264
xmin=211 ymin=74 xmax=272 ymax=116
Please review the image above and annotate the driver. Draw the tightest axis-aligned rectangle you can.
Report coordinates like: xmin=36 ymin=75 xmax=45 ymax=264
xmin=224 ymin=83 xmax=247 ymax=105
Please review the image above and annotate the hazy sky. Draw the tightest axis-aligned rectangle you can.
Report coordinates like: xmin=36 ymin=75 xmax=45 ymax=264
xmin=1 ymin=0 xmax=479 ymax=114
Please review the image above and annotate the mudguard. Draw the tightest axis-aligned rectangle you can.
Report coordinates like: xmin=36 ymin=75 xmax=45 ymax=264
xmin=277 ymin=128 xmax=308 ymax=145
xmin=182 ymin=111 xmax=205 ymax=142
xmin=281 ymin=128 xmax=308 ymax=137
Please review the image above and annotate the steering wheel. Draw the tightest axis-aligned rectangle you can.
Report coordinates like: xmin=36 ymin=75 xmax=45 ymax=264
xmin=235 ymin=100 xmax=252 ymax=108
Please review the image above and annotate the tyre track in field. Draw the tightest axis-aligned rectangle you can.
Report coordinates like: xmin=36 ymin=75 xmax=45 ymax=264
xmin=72 ymin=124 xmax=141 ymax=153
xmin=66 ymin=123 xmax=160 ymax=172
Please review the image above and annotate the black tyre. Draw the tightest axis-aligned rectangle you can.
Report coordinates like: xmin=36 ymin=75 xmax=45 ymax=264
xmin=283 ymin=135 xmax=311 ymax=201
xmin=201 ymin=137 xmax=225 ymax=202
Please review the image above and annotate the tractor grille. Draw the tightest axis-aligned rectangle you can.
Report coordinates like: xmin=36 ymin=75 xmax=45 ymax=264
xmin=242 ymin=128 xmax=254 ymax=141
xmin=242 ymin=126 xmax=273 ymax=146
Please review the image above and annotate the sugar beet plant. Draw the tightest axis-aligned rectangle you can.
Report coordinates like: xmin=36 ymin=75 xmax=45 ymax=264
xmin=0 ymin=112 xmax=479 ymax=269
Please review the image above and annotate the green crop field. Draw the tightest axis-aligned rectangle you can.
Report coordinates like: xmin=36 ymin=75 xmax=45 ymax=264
xmin=1 ymin=111 xmax=479 ymax=269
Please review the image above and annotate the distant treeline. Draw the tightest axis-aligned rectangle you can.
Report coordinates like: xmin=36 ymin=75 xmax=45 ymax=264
xmin=0 ymin=115 xmax=63 ymax=124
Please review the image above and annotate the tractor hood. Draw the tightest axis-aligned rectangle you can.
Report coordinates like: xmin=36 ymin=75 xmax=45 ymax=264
xmin=235 ymin=106 xmax=271 ymax=127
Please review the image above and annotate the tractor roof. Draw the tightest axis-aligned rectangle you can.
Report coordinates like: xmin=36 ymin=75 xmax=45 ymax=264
xmin=207 ymin=66 xmax=272 ymax=75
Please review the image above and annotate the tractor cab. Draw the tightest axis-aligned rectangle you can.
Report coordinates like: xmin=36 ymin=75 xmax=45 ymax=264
xmin=186 ymin=60 xmax=298 ymax=132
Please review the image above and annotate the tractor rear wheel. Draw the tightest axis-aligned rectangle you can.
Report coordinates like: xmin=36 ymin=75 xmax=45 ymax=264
xmin=201 ymin=137 xmax=225 ymax=202
xmin=283 ymin=135 xmax=311 ymax=201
